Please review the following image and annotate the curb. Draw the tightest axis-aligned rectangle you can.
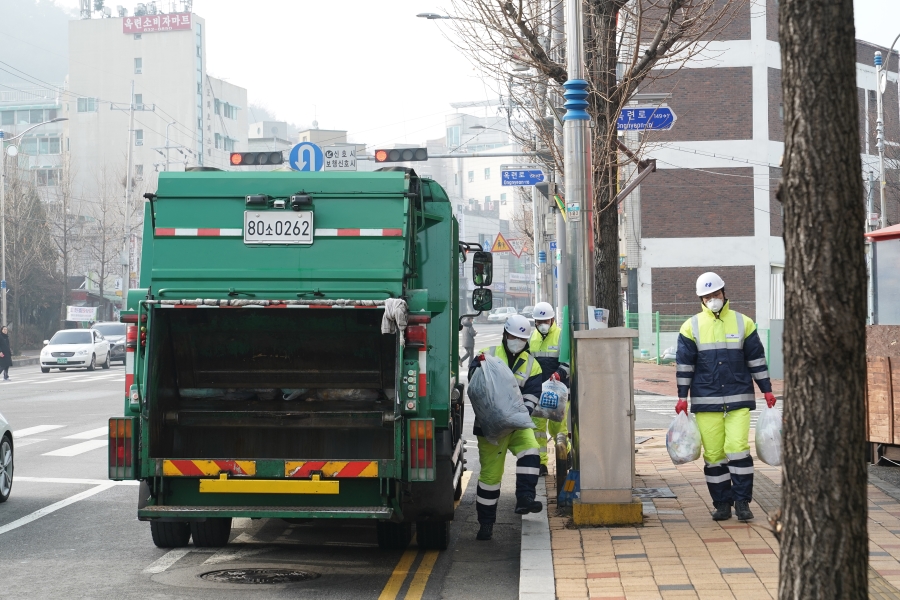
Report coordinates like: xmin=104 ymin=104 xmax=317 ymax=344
xmin=11 ymin=356 xmax=38 ymax=367
xmin=519 ymin=477 xmax=555 ymax=600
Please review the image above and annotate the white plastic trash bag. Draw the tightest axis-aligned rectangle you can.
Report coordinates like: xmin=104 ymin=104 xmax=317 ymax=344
xmin=532 ymin=378 xmax=568 ymax=422
xmin=755 ymin=406 xmax=783 ymax=466
xmin=468 ymin=354 xmax=536 ymax=444
xmin=666 ymin=412 xmax=702 ymax=465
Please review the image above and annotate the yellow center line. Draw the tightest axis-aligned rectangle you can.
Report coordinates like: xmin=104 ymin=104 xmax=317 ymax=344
xmin=405 ymin=550 xmax=440 ymax=600
xmin=378 ymin=546 xmax=419 ymax=600
xmin=454 ymin=470 xmax=473 ymax=511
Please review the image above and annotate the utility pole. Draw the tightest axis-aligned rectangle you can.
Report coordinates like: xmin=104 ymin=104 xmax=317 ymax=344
xmin=876 ymin=51 xmax=887 ymax=230
xmin=552 ymin=0 xmax=567 ymax=315
xmin=563 ymin=0 xmax=592 ymax=330
xmin=111 ymin=82 xmax=154 ymax=301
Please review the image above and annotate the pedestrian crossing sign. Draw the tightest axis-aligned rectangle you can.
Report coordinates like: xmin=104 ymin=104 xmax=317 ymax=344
xmin=491 ymin=232 xmax=512 ymax=253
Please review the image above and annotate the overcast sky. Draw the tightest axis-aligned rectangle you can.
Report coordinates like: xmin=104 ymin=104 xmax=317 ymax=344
xmin=47 ymin=0 xmax=900 ymax=148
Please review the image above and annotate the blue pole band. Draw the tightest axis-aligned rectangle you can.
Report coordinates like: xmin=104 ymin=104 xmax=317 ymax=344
xmin=563 ymin=79 xmax=590 ymax=121
xmin=875 ymin=53 xmax=883 ymax=67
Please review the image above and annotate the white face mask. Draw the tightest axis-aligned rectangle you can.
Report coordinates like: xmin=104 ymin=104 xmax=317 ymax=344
xmin=705 ymin=298 xmax=724 ymax=313
xmin=537 ymin=323 xmax=551 ymax=335
xmin=506 ymin=338 xmax=527 ymax=354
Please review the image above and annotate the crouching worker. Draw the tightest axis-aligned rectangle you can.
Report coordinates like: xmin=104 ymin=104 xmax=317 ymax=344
xmin=468 ymin=314 xmax=544 ymax=541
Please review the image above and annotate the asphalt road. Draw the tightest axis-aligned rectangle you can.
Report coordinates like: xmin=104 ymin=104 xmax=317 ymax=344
xmin=0 ymin=350 xmax=527 ymax=599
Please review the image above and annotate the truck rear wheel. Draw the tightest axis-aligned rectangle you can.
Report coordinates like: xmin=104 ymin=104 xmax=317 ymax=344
xmin=417 ymin=520 xmax=450 ymax=550
xmin=190 ymin=518 xmax=232 ymax=547
xmin=376 ymin=521 xmax=411 ymax=550
xmin=150 ymin=521 xmax=191 ymax=548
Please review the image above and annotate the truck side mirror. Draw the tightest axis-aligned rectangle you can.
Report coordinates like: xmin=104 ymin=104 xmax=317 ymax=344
xmin=472 ymin=288 xmax=493 ymax=312
xmin=472 ymin=251 xmax=493 ymax=287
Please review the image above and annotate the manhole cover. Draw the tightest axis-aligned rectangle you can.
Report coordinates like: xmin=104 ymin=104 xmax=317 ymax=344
xmin=200 ymin=569 xmax=320 ymax=584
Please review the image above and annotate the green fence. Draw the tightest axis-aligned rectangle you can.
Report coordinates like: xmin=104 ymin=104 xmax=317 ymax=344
xmin=624 ymin=311 xmax=770 ymax=365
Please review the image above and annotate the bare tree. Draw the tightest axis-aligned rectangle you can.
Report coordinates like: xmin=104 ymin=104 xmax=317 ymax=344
xmin=48 ymin=157 xmax=86 ymax=329
xmin=84 ymin=164 xmax=126 ymax=322
xmin=447 ymin=0 xmax=745 ymax=324
xmin=777 ymin=0 xmax=868 ymax=597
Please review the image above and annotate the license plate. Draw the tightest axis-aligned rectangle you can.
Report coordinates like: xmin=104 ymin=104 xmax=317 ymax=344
xmin=244 ymin=211 xmax=313 ymax=245
xmin=56 ymin=358 xmax=68 ymax=364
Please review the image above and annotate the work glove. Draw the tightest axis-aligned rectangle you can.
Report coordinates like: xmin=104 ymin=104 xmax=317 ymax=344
xmin=764 ymin=392 xmax=777 ymax=409
xmin=550 ymin=372 xmax=561 ymax=382
xmin=675 ymin=399 xmax=688 ymax=415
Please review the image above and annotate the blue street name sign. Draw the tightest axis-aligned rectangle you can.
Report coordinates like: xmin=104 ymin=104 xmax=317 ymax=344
xmin=501 ymin=169 xmax=544 ymax=186
xmin=289 ymin=142 xmax=324 ymax=171
xmin=549 ymin=241 xmax=557 ymax=250
xmin=617 ymin=106 xmax=677 ymax=131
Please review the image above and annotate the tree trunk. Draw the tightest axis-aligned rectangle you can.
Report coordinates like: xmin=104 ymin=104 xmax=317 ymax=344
xmin=779 ymin=0 xmax=868 ymax=597
xmin=588 ymin=0 xmax=624 ymax=327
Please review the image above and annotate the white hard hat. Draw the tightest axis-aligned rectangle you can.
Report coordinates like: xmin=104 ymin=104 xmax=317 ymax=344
xmin=533 ymin=302 xmax=555 ymax=320
xmin=504 ymin=314 xmax=533 ymax=339
xmin=696 ymin=272 xmax=725 ymax=297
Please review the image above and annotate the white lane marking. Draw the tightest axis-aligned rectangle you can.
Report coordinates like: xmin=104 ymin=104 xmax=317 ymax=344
xmin=143 ymin=548 xmax=193 ymax=574
xmin=16 ymin=476 xmax=138 ymax=485
xmin=0 ymin=379 xmax=39 ymax=385
xmin=64 ymin=427 xmax=108 ymax=440
xmin=42 ymin=439 xmax=107 ymax=456
xmin=11 ymin=438 xmax=47 ymax=447
xmin=203 ymin=544 xmax=273 ymax=565
xmin=12 ymin=425 xmax=64 ymax=438
xmin=232 ymin=518 xmax=253 ymax=529
xmin=0 ymin=482 xmax=116 ymax=537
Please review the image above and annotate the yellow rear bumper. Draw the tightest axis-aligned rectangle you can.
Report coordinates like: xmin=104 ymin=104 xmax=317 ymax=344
xmin=198 ymin=473 xmax=340 ymax=495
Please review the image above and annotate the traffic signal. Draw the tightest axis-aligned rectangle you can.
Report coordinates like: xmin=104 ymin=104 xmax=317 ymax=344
xmin=374 ymin=148 xmax=428 ymax=163
xmin=230 ymin=151 xmax=284 ymax=166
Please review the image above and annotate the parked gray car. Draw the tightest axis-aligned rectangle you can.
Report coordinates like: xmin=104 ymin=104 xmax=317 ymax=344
xmin=92 ymin=322 xmax=127 ymax=365
xmin=0 ymin=412 xmax=12 ymax=503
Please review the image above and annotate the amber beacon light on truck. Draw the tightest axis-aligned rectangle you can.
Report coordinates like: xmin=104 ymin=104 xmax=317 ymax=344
xmin=230 ymin=151 xmax=284 ymax=166
xmin=374 ymin=148 xmax=428 ymax=163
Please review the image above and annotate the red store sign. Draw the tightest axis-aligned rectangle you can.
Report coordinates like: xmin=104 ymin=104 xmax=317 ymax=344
xmin=123 ymin=12 xmax=192 ymax=34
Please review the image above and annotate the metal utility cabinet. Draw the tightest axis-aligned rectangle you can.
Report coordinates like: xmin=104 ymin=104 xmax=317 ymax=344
xmin=572 ymin=328 xmax=642 ymax=525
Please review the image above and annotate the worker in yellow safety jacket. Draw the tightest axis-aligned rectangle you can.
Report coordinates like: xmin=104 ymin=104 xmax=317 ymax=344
xmin=468 ymin=314 xmax=544 ymax=541
xmin=675 ymin=272 xmax=776 ymax=523
xmin=527 ymin=302 xmax=570 ymax=475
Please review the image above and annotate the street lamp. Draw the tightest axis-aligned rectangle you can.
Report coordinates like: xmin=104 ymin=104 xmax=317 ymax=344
xmin=875 ymin=35 xmax=900 ymax=230
xmin=416 ymin=12 xmax=454 ymax=19
xmin=0 ymin=117 xmax=67 ymax=326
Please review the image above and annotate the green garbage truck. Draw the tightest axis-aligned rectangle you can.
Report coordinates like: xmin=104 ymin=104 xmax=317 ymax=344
xmin=109 ymin=167 xmax=489 ymax=551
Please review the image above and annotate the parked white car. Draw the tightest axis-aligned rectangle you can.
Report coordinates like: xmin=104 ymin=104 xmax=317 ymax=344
xmin=487 ymin=307 xmax=518 ymax=323
xmin=0 ymin=411 xmax=11 ymax=503
xmin=40 ymin=329 xmax=111 ymax=373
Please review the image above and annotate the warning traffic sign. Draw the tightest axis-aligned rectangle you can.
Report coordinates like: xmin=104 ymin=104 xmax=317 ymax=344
xmin=491 ymin=232 xmax=512 ymax=253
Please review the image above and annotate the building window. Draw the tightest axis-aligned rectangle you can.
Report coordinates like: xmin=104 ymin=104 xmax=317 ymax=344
xmin=484 ymin=167 xmax=490 ymax=180
xmin=779 ymin=103 xmax=784 ymax=121
xmin=134 ymin=93 xmax=143 ymax=109
xmin=135 ymin=129 xmax=143 ymax=146
xmin=134 ymin=57 xmax=142 ymax=74
xmin=223 ymin=103 xmax=238 ymax=119
xmin=37 ymin=137 xmax=61 ymax=155
xmin=134 ymin=33 xmax=142 ymax=40
xmin=500 ymin=193 xmax=507 ymax=205
xmin=20 ymin=138 xmax=37 ymax=154
xmin=468 ymin=170 xmax=474 ymax=183
xmin=446 ymin=125 xmax=460 ymax=148
xmin=0 ymin=111 xmax=12 ymax=125
xmin=77 ymin=98 xmax=98 ymax=112
xmin=48 ymin=109 xmax=57 ymax=120
xmin=454 ymin=173 xmax=458 ymax=185
xmin=484 ymin=195 xmax=491 ymax=202
xmin=224 ymin=137 xmax=235 ymax=152
xmin=135 ymin=164 xmax=143 ymax=178
xmin=35 ymin=169 xmax=59 ymax=187
xmin=214 ymin=133 xmax=221 ymax=149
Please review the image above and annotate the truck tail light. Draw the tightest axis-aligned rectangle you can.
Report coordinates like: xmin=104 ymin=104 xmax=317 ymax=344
xmin=408 ymin=419 xmax=434 ymax=481
xmin=125 ymin=325 xmax=138 ymax=349
xmin=406 ymin=325 xmax=427 ymax=349
xmin=139 ymin=326 xmax=147 ymax=347
xmin=109 ymin=417 xmax=136 ymax=480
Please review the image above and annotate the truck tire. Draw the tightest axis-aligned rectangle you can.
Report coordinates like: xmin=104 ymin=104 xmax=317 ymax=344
xmin=417 ymin=520 xmax=450 ymax=550
xmin=150 ymin=521 xmax=191 ymax=548
xmin=190 ymin=518 xmax=232 ymax=547
xmin=376 ymin=521 xmax=411 ymax=550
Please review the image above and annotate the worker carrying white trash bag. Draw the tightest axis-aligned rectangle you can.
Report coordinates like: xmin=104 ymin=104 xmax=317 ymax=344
xmin=667 ymin=412 xmax=703 ymax=465
xmin=467 ymin=354 xmax=536 ymax=443
xmin=754 ymin=406 xmax=783 ymax=466
xmin=531 ymin=378 xmax=568 ymax=422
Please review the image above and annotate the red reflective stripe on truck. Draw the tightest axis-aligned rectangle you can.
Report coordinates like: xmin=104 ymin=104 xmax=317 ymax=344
xmin=155 ymin=228 xmax=176 ymax=236
xmin=197 ymin=228 xmax=220 ymax=236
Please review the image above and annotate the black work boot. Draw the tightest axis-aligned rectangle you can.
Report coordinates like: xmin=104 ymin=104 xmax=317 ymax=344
xmin=476 ymin=522 xmax=493 ymax=541
xmin=711 ymin=502 xmax=732 ymax=521
xmin=735 ymin=500 xmax=754 ymax=522
xmin=539 ymin=464 xmax=548 ymax=477
xmin=514 ymin=496 xmax=543 ymax=515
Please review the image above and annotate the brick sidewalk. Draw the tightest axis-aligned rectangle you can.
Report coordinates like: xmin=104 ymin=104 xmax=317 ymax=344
xmin=547 ymin=430 xmax=900 ymax=599
xmin=633 ymin=362 xmax=784 ymax=398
